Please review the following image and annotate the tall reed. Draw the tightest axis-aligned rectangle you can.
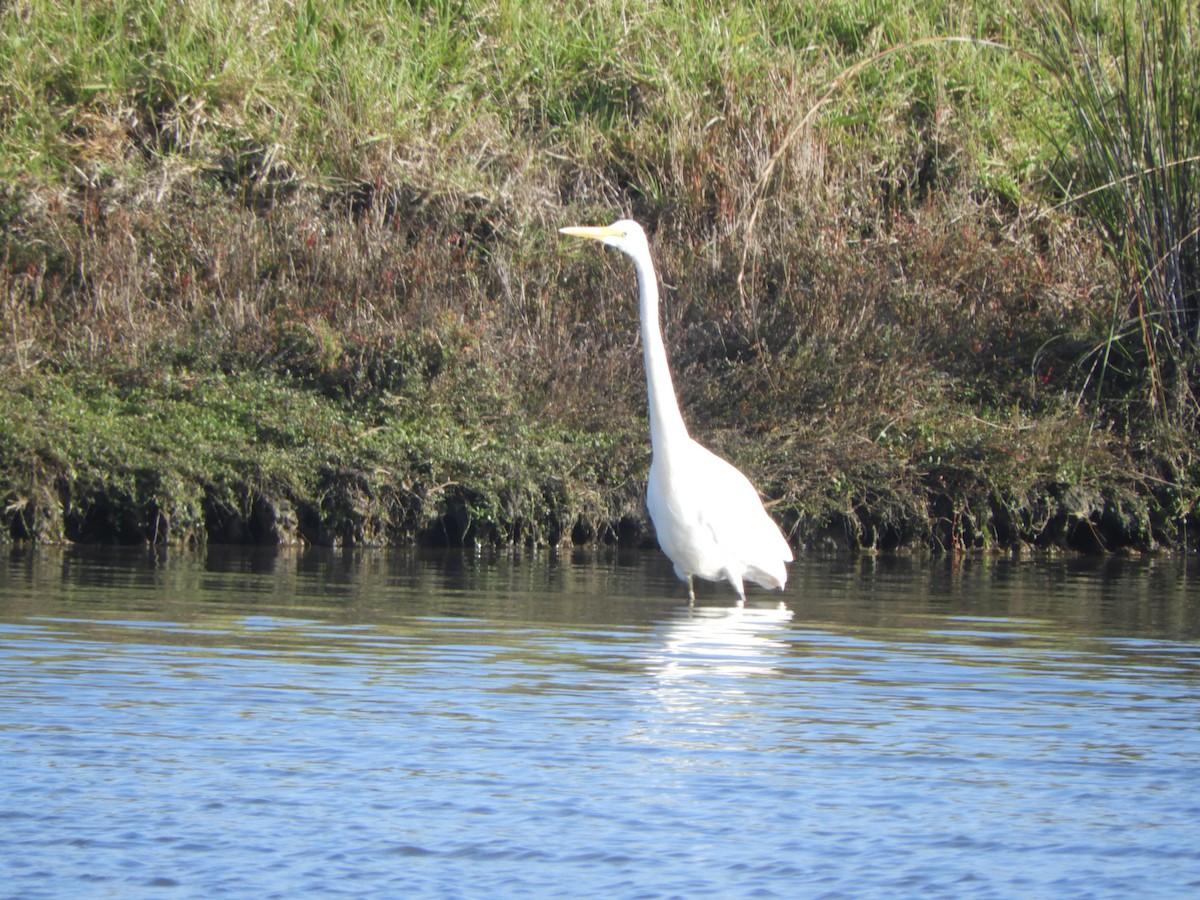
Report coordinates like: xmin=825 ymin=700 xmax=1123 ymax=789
xmin=1031 ymin=0 xmax=1200 ymax=427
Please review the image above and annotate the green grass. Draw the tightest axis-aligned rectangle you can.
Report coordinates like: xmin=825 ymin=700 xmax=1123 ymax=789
xmin=0 ymin=355 xmax=640 ymax=545
xmin=0 ymin=0 xmax=1053 ymax=191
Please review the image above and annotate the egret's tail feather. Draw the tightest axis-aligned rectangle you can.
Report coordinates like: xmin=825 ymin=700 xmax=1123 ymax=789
xmin=746 ymin=562 xmax=788 ymax=592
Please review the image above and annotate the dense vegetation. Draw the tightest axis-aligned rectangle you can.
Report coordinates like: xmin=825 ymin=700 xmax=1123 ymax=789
xmin=1 ymin=0 xmax=1197 ymax=553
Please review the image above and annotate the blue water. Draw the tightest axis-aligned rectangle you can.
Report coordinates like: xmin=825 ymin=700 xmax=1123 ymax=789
xmin=1 ymin=548 xmax=1199 ymax=898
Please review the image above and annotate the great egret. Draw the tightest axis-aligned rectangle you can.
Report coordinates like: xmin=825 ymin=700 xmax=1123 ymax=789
xmin=559 ymin=219 xmax=793 ymax=603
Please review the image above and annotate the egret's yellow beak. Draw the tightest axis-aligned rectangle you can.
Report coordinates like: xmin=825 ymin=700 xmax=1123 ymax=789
xmin=559 ymin=225 xmax=623 ymax=241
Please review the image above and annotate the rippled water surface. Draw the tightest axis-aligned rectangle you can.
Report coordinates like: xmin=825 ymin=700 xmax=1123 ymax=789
xmin=2 ymin=547 xmax=1199 ymax=898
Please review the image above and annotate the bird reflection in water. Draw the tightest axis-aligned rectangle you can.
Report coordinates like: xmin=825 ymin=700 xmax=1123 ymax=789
xmin=650 ymin=601 xmax=794 ymax=687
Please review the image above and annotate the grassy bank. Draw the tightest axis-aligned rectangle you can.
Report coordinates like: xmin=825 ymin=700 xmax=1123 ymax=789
xmin=1 ymin=0 xmax=1197 ymax=552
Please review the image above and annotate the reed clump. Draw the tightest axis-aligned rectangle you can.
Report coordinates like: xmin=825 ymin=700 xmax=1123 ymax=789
xmin=1031 ymin=0 xmax=1200 ymax=429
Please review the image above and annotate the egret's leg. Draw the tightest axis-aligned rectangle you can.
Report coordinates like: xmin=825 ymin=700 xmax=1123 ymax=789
xmin=686 ymin=576 xmax=695 ymax=604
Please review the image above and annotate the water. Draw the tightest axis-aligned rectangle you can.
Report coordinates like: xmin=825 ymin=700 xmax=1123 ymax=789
xmin=2 ymin=547 xmax=1199 ymax=899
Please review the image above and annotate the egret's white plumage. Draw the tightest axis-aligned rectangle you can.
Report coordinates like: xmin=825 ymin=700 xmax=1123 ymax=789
xmin=559 ymin=219 xmax=793 ymax=602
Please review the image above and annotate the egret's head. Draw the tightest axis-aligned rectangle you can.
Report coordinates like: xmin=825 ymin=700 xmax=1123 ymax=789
xmin=559 ymin=219 xmax=649 ymax=260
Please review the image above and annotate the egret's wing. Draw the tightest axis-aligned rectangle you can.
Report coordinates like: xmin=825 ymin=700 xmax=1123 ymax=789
xmin=691 ymin=446 xmax=792 ymax=586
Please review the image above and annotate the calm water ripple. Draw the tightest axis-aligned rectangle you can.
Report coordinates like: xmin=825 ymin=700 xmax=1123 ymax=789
xmin=1 ymin=547 xmax=1199 ymax=898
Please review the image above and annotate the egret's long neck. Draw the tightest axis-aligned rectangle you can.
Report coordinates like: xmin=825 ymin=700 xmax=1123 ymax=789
xmin=633 ymin=251 xmax=689 ymax=452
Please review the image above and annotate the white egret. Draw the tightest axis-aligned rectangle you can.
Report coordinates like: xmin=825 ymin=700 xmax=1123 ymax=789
xmin=559 ymin=220 xmax=793 ymax=603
